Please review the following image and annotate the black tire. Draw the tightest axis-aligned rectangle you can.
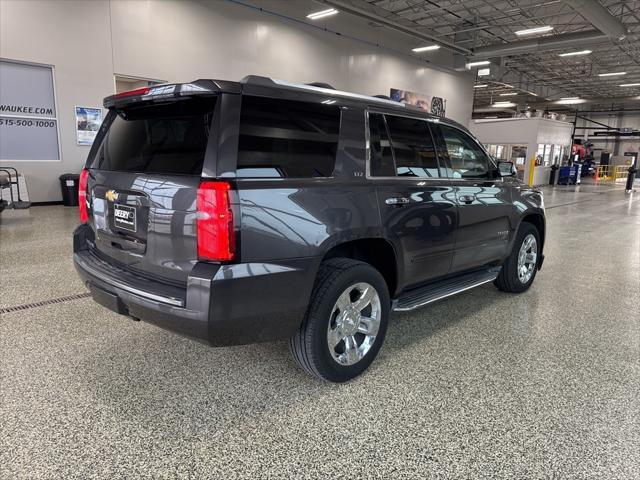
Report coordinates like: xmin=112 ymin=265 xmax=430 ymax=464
xmin=494 ymin=222 xmax=541 ymax=293
xmin=289 ymin=258 xmax=390 ymax=382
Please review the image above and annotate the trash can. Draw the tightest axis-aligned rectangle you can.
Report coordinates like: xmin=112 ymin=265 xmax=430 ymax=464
xmin=59 ymin=173 xmax=80 ymax=206
xmin=558 ymin=166 xmax=578 ymax=185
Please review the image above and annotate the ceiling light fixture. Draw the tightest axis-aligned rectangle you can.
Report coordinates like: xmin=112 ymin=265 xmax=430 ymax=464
xmin=467 ymin=60 xmax=490 ymax=68
xmin=620 ymin=83 xmax=640 ymax=87
xmin=412 ymin=45 xmax=441 ymax=52
xmin=474 ymin=84 xmax=488 ymax=88
xmin=598 ymin=72 xmax=626 ymax=77
xmin=499 ymin=92 xmax=518 ymax=96
xmin=491 ymin=101 xmax=516 ymax=107
xmin=306 ymin=8 xmax=338 ymax=20
xmin=477 ymin=68 xmax=491 ymax=76
xmin=556 ymin=98 xmax=585 ymax=104
xmin=515 ymin=25 xmax=553 ymax=36
xmin=558 ymin=50 xmax=592 ymax=57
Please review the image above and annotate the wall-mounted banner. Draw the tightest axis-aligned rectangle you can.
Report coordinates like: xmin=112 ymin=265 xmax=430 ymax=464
xmin=390 ymin=88 xmax=446 ymax=117
xmin=0 ymin=59 xmax=60 ymax=160
xmin=75 ymin=106 xmax=103 ymax=145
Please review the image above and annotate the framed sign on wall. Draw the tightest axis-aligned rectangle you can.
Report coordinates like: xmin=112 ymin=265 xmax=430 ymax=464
xmin=0 ymin=59 xmax=61 ymax=161
xmin=75 ymin=106 xmax=103 ymax=145
xmin=390 ymin=88 xmax=446 ymax=117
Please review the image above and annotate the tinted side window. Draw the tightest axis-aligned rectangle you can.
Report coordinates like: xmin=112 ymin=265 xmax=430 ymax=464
xmin=438 ymin=125 xmax=490 ymax=179
xmin=237 ymin=96 xmax=340 ymax=178
xmin=368 ymin=113 xmax=395 ymax=177
xmin=385 ymin=115 xmax=440 ymax=178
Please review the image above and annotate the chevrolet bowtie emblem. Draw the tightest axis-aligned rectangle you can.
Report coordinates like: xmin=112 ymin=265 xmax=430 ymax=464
xmin=105 ymin=190 xmax=118 ymax=202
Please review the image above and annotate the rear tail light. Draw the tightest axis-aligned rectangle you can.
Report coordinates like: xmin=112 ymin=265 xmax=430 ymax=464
xmin=196 ymin=181 xmax=235 ymax=261
xmin=114 ymin=86 xmax=151 ymax=99
xmin=78 ymin=168 xmax=89 ymax=223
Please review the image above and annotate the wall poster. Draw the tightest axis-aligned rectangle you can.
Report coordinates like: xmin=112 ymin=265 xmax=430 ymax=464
xmin=390 ymin=88 xmax=446 ymax=117
xmin=0 ymin=59 xmax=60 ymax=160
xmin=75 ymin=106 xmax=103 ymax=145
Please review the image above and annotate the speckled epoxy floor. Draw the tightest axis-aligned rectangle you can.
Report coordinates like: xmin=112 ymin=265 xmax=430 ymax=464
xmin=1 ymin=184 xmax=639 ymax=479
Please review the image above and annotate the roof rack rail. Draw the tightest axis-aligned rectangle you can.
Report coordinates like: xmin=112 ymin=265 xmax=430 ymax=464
xmin=240 ymin=75 xmax=404 ymax=108
xmin=374 ymin=95 xmax=391 ymax=100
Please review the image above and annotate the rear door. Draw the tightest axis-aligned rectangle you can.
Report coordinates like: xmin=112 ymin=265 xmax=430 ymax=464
xmin=368 ymin=112 xmax=457 ymax=289
xmin=86 ymin=97 xmax=219 ymax=283
xmin=431 ymin=123 xmax=514 ymax=272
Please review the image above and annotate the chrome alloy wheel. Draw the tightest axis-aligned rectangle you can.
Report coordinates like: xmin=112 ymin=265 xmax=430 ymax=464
xmin=327 ymin=282 xmax=381 ymax=366
xmin=517 ymin=233 xmax=538 ymax=284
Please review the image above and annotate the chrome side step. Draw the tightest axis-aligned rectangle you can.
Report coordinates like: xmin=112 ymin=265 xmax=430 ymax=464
xmin=392 ymin=268 xmax=501 ymax=312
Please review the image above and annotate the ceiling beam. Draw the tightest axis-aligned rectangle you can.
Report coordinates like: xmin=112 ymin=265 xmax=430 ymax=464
xmin=476 ymin=95 xmax=640 ymax=110
xmin=492 ymin=66 xmax=567 ymax=98
xmin=563 ymin=0 xmax=628 ymax=40
xmin=538 ymin=96 xmax=640 ymax=107
xmin=471 ymin=30 xmax=609 ymax=58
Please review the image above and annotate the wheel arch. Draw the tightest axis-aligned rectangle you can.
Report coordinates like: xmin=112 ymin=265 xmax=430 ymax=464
xmin=520 ymin=212 xmax=545 ymax=247
xmin=321 ymin=238 xmax=399 ymax=297
xmin=517 ymin=212 xmax=546 ymax=270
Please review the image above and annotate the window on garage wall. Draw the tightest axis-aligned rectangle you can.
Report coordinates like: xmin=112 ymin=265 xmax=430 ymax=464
xmin=0 ymin=59 xmax=60 ymax=161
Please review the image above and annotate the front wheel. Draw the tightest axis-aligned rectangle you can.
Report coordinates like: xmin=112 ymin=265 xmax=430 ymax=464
xmin=289 ymin=258 xmax=390 ymax=382
xmin=495 ymin=222 xmax=541 ymax=293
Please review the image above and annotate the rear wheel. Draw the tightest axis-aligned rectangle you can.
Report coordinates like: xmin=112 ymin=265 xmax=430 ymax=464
xmin=289 ymin=258 xmax=390 ymax=382
xmin=495 ymin=222 xmax=540 ymax=293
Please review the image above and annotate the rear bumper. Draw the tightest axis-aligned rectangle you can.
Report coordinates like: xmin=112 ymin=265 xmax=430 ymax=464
xmin=73 ymin=225 xmax=317 ymax=346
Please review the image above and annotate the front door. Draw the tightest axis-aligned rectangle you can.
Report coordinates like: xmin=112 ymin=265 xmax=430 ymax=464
xmin=368 ymin=112 xmax=457 ymax=289
xmin=432 ymin=124 xmax=514 ymax=272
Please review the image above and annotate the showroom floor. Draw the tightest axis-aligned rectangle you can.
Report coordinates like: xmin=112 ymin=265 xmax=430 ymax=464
xmin=1 ymin=183 xmax=638 ymax=479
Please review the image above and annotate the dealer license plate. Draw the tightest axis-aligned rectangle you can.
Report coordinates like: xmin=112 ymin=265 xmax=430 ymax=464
xmin=113 ymin=204 xmax=136 ymax=233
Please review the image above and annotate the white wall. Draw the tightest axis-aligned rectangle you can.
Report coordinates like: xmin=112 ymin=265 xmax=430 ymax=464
xmin=470 ymin=118 xmax=539 ymax=146
xmin=535 ymin=118 xmax=574 ymax=147
xmin=0 ymin=0 xmax=475 ymax=202
xmin=470 ymin=118 xmax=573 ymax=146
xmin=0 ymin=0 xmax=113 ymax=202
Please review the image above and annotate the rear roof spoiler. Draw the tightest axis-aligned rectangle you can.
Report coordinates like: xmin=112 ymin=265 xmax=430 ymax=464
xmin=103 ymin=79 xmax=241 ymax=109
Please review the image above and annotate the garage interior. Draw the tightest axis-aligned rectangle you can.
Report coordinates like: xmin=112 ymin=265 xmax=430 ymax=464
xmin=1 ymin=0 xmax=639 ymax=478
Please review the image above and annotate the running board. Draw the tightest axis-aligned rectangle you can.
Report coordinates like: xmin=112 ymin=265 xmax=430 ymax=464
xmin=392 ymin=268 xmax=501 ymax=312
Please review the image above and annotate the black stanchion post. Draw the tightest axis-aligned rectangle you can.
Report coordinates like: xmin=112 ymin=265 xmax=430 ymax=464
xmin=549 ymin=165 xmax=559 ymax=185
xmin=626 ymin=165 xmax=637 ymax=192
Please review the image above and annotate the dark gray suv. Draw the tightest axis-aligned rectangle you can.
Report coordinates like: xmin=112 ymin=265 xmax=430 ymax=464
xmin=73 ymin=76 xmax=545 ymax=382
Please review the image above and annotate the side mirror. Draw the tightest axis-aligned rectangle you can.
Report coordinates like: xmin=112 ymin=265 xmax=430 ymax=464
xmin=498 ymin=161 xmax=517 ymax=177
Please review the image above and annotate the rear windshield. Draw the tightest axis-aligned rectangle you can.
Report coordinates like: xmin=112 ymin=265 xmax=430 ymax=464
xmin=90 ymin=98 xmax=216 ymax=175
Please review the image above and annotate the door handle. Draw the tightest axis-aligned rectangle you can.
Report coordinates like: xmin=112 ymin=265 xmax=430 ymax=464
xmin=458 ymin=194 xmax=476 ymax=204
xmin=385 ymin=197 xmax=410 ymax=206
